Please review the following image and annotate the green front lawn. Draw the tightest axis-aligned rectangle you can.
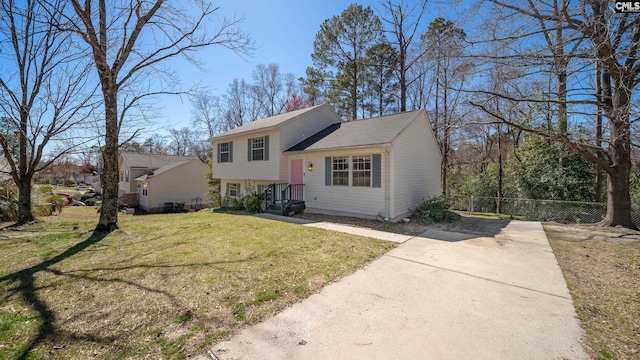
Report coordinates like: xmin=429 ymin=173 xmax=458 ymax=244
xmin=0 ymin=208 xmax=394 ymax=359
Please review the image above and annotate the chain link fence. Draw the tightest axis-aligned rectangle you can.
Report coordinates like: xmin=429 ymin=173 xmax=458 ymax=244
xmin=447 ymin=194 xmax=640 ymax=228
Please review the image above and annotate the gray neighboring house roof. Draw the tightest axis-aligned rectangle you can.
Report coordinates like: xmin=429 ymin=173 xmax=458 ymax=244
xmin=120 ymin=153 xmax=196 ymax=169
xmin=213 ymin=103 xmax=329 ymax=140
xmin=134 ymin=160 xmax=192 ymax=181
xmin=286 ymin=110 xmax=424 ymax=152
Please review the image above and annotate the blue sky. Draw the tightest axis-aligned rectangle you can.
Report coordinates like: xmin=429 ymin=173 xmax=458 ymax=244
xmin=0 ymin=0 xmax=465 ymax=141
xmin=156 ymin=0 xmax=460 ymax=134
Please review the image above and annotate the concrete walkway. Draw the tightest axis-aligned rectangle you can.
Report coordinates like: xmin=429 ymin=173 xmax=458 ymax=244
xmin=198 ymin=218 xmax=588 ymax=360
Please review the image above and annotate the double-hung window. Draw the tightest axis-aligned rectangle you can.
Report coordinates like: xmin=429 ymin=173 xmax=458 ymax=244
xmin=332 ymin=156 xmax=349 ymax=186
xmin=219 ymin=142 xmax=230 ymax=162
xmin=326 ymin=154 xmax=381 ymax=188
xmin=352 ymin=155 xmax=371 ymax=187
xmin=228 ymin=183 xmax=239 ymax=197
xmin=251 ymin=137 xmax=265 ymax=161
xmin=247 ymin=136 xmax=269 ymax=162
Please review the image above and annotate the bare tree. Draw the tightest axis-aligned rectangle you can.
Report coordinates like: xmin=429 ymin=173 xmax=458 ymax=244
xmin=253 ymin=63 xmax=285 ymax=117
xmin=167 ymin=127 xmax=196 ymax=156
xmin=143 ymin=134 xmax=168 ymax=154
xmin=0 ymin=0 xmax=95 ymax=224
xmin=222 ymin=78 xmax=261 ymax=130
xmin=190 ymin=91 xmax=221 ymax=138
xmin=63 ymin=0 xmax=251 ymax=232
xmin=380 ymin=0 xmax=428 ymax=112
xmin=472 ymin=0 xmax=640 ymax=228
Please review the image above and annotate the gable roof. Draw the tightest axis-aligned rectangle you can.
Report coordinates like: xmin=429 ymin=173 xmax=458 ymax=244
xmin=212 ymin=103 xmax=332 ymax=140
xmin=119 ymin=153 xmax=196 ymax=170
xmin=134 ymin=159 xmax=194 ymax=181
xmin=285 ymin=110 xmax=424 ymax=152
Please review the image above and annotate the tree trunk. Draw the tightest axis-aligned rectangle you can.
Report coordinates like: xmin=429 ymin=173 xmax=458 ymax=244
xmin=95 ymin=84 xmax=120 ymax=233
xmin=17 ymin=179 xmax=35 ymax=224
xmin=496 ymin=124 xmax=503 ymax=214
xmin=600 ymin=78 xmax=635 ymax=229
xmin=602 ymin=164 xmax=635 ymax=229
xmin=399 ymin=47 xmax=406 ymax=112
xmin=441 ymin=68 xmax=448 ymax=196
xmin=15 ymin=104 xmax=35 ymax=225
xmin=595 ymin=62 xmax=604 ymax=203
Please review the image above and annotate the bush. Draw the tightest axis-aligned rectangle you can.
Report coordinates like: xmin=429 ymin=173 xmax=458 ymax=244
xmin=38 ymin=185 xmax=53 ymax=194
xmin=0 ymin=181 xmax=19 ymax=221
xmin=413 ymin=196 xmax=460 ymax=224
xmin=243 ymin=191 xmax=264 ymax=213
xmin=222 ymin=196 xmax=244 ymax=210
xmin=221 ymin=188 xmax=264 ymax=213
xmin=46 ymin=194 xmax=67 ymax=211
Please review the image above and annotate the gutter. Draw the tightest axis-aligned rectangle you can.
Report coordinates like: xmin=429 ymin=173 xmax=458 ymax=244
xmin=384 ymin=146 xmax=391 ymax=221
xmin=284 ymin=142 xmax=393 ymax=155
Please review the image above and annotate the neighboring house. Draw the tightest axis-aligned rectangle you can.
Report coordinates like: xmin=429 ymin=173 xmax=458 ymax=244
xmin=211 ymin=103 xmax=442 ymax=221
xmin=118 ymin=153 xmax=209 ymax=212
xmin=0 ymin=158 xmax=11 ymax=183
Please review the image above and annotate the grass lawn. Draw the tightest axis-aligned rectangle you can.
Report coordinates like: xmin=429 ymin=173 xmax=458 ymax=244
xmin=545 ymin=224 xmax=640 ymax=360
xmin=0 ymin=208 xmax=394 ymax=360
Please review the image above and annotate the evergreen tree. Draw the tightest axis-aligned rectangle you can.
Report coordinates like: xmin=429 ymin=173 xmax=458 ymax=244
xmin=305 ymin=4 xmax=386 ymax=120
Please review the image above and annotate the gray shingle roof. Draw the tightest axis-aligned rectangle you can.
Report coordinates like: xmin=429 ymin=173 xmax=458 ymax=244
xmin=287 ymin=110 xmax=423 ymax=152
xmin=133 ymin=160 xmax=192 ymax=181
xmin=213 ymin=103 xmax=328 ymax=139
xmin=120 ymin=153 xmax=196 ymax=169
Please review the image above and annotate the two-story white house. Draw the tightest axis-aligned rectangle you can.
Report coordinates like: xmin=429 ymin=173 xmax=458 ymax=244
xmin=211 ymin=103 xmax=442 ymax=221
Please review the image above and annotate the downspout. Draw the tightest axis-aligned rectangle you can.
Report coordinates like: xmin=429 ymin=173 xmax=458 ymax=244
xmin=384 ymin=146 xmax=391 ymax=221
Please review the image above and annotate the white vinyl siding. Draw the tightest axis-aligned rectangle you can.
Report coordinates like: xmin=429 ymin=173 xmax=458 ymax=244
xmin=212 ymin=131 xmax=281 ymax=181
xmin=136 ymin=159 xmax=210 ymax=212
xmin=301 ymin=148 xmax=386 ymax=219
xmin=391 ymin=115 xmax=441 ymax=218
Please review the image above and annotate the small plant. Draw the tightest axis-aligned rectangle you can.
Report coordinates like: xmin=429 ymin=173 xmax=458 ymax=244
xmin=206 ymin=159 xmax=222 ymax=207
xmin=46 ymin=194 xmax=67 ymax=212
xmin=173 ymin=311 xmax=192 ymax=324
xmin=413 ymin=196 xmax=460 ymax=224
xmin=243 ymin=191 xmax=264 ymax=213
xmin=38 ymin=185 xmax=53 ymax=194
xmin=222 ymin=196 xmax=243 ymax=210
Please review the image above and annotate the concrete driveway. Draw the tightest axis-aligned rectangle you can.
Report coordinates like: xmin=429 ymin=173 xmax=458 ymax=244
xmin=199 ymin=220 xmax=588 ymax=360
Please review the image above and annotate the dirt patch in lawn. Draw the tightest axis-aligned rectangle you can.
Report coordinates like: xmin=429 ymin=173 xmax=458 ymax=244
xmin=293 ymin=212 xmax=510 ymax=238
xmin=293 ymin=213 xmax=431 ymax=235
xmin=545 ymin=223 xmax=640 ymax=360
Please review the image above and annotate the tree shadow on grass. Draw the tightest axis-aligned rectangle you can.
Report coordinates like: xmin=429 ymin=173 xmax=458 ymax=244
xmin=0 ymin=230 xmax=108 ymax=359
xmin=0 ymin=228 xmax=271 ymax=359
